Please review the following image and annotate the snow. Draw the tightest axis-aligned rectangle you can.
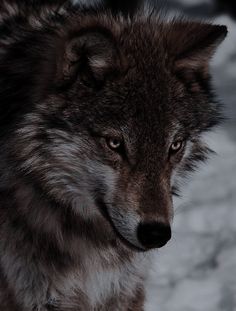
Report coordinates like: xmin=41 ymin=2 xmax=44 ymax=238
xmin=176 ymin=0 xmax=212 ymax=7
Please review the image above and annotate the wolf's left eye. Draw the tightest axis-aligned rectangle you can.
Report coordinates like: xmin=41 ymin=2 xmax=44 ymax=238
xmin=169 ymin=140 xmax=184 ymax=155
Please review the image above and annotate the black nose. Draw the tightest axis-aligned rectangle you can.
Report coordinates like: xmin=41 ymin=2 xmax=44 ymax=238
xmin=137 ymin=222 xmax=172 ymax=249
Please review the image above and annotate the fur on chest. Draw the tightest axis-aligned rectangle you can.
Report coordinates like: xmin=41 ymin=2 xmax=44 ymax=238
xmin=48 ymin=251 xmax=148 ymax=310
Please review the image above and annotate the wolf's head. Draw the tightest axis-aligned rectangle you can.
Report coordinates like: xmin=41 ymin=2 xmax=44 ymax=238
xmin=0 ymin=7 xmax=227 ymax=251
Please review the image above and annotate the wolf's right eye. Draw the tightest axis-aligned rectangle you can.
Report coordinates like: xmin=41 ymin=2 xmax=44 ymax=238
xmin=106 ymin=138 xmax=122 ymax=151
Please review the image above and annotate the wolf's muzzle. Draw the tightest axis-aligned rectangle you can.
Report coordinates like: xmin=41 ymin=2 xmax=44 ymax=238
xmin=137 ymin=222 xmax=172 ymax=249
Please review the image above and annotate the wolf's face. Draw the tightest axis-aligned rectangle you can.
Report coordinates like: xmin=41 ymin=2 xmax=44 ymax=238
xmin=4 ymin=11 xmax=226 ymax=251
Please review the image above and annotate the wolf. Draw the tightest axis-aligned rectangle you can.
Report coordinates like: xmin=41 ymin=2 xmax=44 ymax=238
xmin=0 ymin=0 xmax=227 ymax=310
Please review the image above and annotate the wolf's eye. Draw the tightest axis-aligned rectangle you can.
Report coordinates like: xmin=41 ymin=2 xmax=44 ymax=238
xmin=169 ymin=140 xmax=184 ymax=155
xmin=106 ymin=137 xmax=122 ymax=151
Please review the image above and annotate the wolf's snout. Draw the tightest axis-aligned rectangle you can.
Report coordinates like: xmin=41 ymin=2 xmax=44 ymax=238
xmin=137 ymin=222 xmax=171 ymax=249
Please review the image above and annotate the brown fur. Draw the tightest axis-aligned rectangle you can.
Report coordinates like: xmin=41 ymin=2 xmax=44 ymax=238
xmin=0 ymin=1 xmax=227 ymax=310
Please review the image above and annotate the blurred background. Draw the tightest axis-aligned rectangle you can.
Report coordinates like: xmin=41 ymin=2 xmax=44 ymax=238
xmin=143 ymin=1 xmax=236 ymax=311
xmin=76 ymin=0 xmax=236 ymax=310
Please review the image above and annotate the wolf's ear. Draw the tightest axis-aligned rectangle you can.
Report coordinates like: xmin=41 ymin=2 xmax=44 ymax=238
xmin=170 ymin=22 xmax=227 ymax=71
xmin=59 ymin=29 xmax=122 ymax=87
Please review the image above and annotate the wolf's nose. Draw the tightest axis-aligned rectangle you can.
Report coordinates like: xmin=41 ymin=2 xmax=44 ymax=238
xmin=137 ymin=222 xmax=171 ymax=249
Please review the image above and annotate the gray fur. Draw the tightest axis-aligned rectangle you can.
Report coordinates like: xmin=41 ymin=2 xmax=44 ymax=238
xmin=0 ymin=1 xmax=227 ymax=310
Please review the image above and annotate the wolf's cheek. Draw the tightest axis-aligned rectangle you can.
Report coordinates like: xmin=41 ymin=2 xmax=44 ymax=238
xmin=106 ymin=207 xmax=145 ymax=251
xmin=170 ymin=139 xmax=211 ymax=193
xmin=83 ymin=162 xmax=145 ymax=249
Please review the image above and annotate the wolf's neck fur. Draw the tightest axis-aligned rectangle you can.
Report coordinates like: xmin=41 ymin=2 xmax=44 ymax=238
xmin=0 ymin=178 xmax=147 ymax=310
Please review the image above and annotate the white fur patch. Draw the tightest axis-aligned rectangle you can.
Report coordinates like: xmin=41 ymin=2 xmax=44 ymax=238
xmin=108 ymin=208 xmax=144 ymax=250
xmin=89 ymin=57 xmax=108 ymax=71
xmin=50 ymin=241 xmax=149 ymax=308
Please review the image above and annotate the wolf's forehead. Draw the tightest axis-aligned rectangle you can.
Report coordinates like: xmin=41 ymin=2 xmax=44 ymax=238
xmin=91 ymin=79 xmax=175 ymax=135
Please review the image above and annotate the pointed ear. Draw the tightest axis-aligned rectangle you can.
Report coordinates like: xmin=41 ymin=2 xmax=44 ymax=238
xmin=59 ymin=29 xmax=123 ymax=87
xmin=169 ymin=22 xmax=227 ymax=71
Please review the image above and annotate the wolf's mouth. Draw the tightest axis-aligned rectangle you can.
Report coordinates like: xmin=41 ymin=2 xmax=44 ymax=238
xmin=95 ymin=198 xmax=146 ymax=252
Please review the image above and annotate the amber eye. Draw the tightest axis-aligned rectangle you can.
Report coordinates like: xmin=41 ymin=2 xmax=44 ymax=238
xmin=106 ymin=137 xmax=122 ymax=151
xmin=169 ymin=140 xmax=184 ymax=155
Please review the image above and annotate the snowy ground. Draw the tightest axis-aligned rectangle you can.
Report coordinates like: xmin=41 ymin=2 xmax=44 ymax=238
xmin=145 ymin=7 xmax=236 ymax=311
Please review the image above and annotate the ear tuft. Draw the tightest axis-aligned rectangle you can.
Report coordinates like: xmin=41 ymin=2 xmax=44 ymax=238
xmin=168 ymin=22 xmax=228 ymax=71
xmin=60 ymin=29 xmax=122 ymax=87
